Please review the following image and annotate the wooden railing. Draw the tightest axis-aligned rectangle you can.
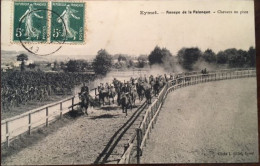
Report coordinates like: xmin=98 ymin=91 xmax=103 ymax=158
xmin=1 ymin=96 xmax=78 ymax=147
xmin=1 ymin=86 xmax=102 ymax=147
xmin=119 ymin=68 xmax=256 ymax=164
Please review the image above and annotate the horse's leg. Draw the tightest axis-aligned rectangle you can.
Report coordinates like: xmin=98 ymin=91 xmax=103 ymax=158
xmin=125 ymin=108 xmax=127 ymax=117
xmin=86 ymin=107 xmax=89 ymax=115
xmin=83 ymin=107 xmax=86 ymax=115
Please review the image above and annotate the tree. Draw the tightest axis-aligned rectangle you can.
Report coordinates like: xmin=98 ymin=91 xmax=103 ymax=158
xmin=17 ymin=53 xmax=28 ymax=71
xmin=148 ymin=46 xmax=173 ymax=65
xmin=247 ymin=47 xmax=256 ymax=67
xmin=202 ymin=49 xmax=216 ymax=63
xmin=66 ymin=60 xmax=77 ymax=72
xmin=65 ymin=60 xmax=88 ymax=72
xmin=137 ymin=55 xmax=148 ymax=68
xmin=128 ymin=60 xmax=134 ymax=68
xmin=52 ymin=60 xmax=59 ymax=71
xmin=216 ymin=51 xmax=228 ymax=64
xmin=92 ymin=49 xmax=112 ymax=76
xmin=118 ymin=54 xmax=127 ymax=62
xmin=177 ymin=47 xmax=202 ymax=70
xmin=27 ymin=63 xmax=36 ymax=69
xmin=60 ymin=62 xmax=66 ymax=70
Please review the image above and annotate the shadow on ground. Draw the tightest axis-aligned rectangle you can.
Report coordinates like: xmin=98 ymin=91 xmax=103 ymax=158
xmin=1 ymin=113 xmax=76 ymax=163
xmin=90 ymin=114 xmax=120 ymax=120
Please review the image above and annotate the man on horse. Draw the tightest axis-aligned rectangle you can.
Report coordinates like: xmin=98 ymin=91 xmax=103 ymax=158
xmin=79 ymin=84 xmax=89 ymax=115
xmin=120 ymin=86 xmax=132 ymax=117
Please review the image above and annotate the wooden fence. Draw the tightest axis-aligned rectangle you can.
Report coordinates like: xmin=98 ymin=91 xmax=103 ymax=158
xmin=1 ymin=95 xmax=79 ymax=147
xmin=118 ymin=68 xmax=256 ymax=164
xmin=1 ymin=85 xmax=102 ymax=147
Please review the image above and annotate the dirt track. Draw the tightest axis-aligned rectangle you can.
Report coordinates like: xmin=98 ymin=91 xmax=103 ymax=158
xmin=141 ymin=78 xmax=258 ymax=163
xmin=1 ymin=102 xmax=144 ymax=165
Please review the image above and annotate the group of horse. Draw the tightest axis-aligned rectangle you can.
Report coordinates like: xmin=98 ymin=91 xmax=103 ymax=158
xmin=97 ymin=74 xmax=171 ymax=116
xmin=78 ymin=69 xmax=208 ymax=116
xmin=78 ymin=74 xmax=172 ymax=116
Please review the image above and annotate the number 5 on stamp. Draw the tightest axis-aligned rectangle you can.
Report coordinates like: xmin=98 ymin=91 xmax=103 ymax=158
xmin=13 ymin=1 xmax=48 ymax=42
xmin=50 ymin=2 xmax=85 ymax=43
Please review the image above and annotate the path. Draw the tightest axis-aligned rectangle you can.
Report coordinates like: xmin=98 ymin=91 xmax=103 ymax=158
xmin=141 ymin=78 xmax=258 ymax=163
xmin=1 ymin=102 xmax=144 ymax=165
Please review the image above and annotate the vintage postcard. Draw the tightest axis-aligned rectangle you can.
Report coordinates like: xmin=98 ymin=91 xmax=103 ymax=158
xmin=1 ymin=0 xmax=258 ymax=165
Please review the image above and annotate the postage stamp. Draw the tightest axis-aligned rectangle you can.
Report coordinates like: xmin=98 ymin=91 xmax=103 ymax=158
xmin=50 ymin=2 xmax=85 ymax=43
xmin=11 ymin=1 xmax=86 ymax=55
xmin=13 ymin=1 xmax=48 ymax=42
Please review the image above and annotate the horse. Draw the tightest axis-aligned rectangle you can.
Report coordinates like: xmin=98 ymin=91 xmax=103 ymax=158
xmin=201 ymin=68 xmax=209 ymax=78
xmin=79 ymin=91 xmax=89 ymax=115
xmin=136 ymin=83 xmax=145 ymax=101
xmin=121 ymin=92 xmax=132 ymax=117
xmin=142 ymin=82 xmax=152 ymax=104
xmin=153 ymin=80 xmax=160 ymax=96
xmin=108 ymin=86 xmax=117 ymax=104
xmin=98 ymin=87 xmax=109 ymax=106
xmin=144 ymin=87 xmax=152 ymax=104
xmin=129 ymin=86 xmax=138 ymax=106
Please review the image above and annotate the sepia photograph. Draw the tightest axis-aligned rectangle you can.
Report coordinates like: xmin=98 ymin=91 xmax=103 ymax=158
xmin=1 ymin=0 xmax=258 ymax=165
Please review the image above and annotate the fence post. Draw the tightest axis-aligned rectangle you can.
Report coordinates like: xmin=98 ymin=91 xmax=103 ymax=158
xmin=28 ymin=113 xmax=31 ymax=135
xmin=6 ymin=121 xmax=9 ymax=147
xmin=124 ymin=143 xmax=129 ymax=154
xmin=72 ymin=97 xmax=75 ymax=110
xmin=136 ymin=128 xmax=142 ymax=164
xmin=60 ymin=102 xmax=63 ymax=118
xmin=46 ymin=107 xmax=49 ymax=127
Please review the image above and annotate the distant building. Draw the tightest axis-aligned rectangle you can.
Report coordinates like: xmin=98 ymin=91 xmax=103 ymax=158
xmin=26 ymin=60 xmax=34 ymax=65
xmin=13 ymin=60 xmax=34 ymax=67
xmin=1 ymin=65 xmax=13 ymax=72
xmin=14 ymin=61 xmax=21 ymax=67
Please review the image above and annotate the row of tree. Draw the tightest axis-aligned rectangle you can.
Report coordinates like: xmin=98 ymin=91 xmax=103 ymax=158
xmin=16 ymin=46 xmax=256 ymax=75
xmin=148 ymin=46 xmax=256 ymax=71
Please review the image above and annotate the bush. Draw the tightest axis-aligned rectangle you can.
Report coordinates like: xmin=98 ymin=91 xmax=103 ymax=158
xmin=92 ymin=49 xmax=112 ymax=76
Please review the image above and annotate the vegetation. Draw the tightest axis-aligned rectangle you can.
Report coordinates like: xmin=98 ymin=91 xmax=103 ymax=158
xmin=92 ymin=49 xmax=113 ymax=76
xmin=1 ymin=71 xmax=95 ymax=111
xmin=148 ymin=46 xmax=173 ymax=65
xmin=176 ymin=47 xmax=256 ymax=70
xmin=137 ymin=55 xmax=148 ymax=68
xmin=8 ymin=46 xmax=256 ymax=73
xmin=64 ymin=60 xmax=89 ymax=72
xmin=177 ymin=47 xmax=202 ymax=70
xmin=17 ymin=53 xmax=28 ymax=71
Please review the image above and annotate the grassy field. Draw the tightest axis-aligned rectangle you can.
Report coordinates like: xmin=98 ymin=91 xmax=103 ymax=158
xmin=1 ymin=95 xmax=71 ymax=120
xmin=141 ymin=77 xmax=258 ymax=163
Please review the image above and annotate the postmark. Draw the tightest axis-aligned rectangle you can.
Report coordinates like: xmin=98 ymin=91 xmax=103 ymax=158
xmin=50 ymin=2 xmax=85 ymax=43
xmin=18 ymin=8 xmax=67 ymax=55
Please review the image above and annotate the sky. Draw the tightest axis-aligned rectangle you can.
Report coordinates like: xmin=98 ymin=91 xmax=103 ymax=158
xmin=1 ymin=0 xmax=255 ymax=60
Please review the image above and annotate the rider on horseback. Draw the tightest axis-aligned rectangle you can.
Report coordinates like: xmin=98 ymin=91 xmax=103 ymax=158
xmin=79 ymin=84 xmax=89 ymax=115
